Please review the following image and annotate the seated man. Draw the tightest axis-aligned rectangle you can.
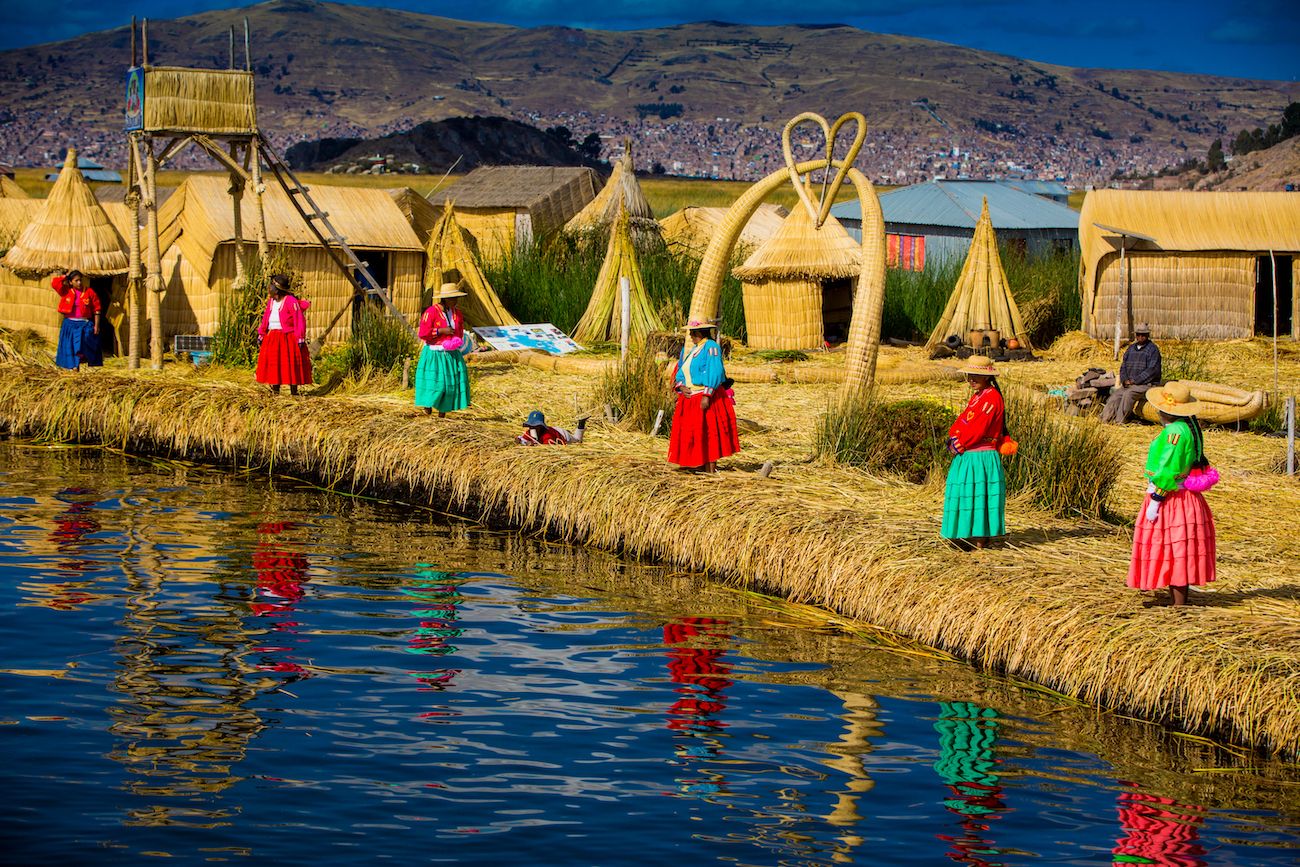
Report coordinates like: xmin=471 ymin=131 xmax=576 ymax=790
xmin=516 ymin=410 xmax=587 ymax=446
xmin=1100 ymin=323 xmax=1162 ymax=424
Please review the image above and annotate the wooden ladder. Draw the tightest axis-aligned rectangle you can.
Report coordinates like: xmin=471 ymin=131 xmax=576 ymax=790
xmin=255 ymin=133 xmax=417 ymax=344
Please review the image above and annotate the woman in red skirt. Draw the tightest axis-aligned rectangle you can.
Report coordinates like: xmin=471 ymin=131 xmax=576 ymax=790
xmin=668 ymin=319 xmax=739 ymax=473
xmin=1128 ymin=382 xmax=1217 ymax=606
xmin=255 ymin=274 xmax=312 ymax=395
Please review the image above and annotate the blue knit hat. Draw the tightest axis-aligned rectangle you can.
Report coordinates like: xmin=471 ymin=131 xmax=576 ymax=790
xmin=524 ymin=410 xmax=546 ymax=427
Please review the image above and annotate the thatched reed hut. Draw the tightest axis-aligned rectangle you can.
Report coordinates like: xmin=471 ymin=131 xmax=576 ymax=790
xmin=573 ymin=205 xmax=663 ymax=346
xmin=387 ymin=187 xmax=442 ymax=246
xmin=0 ymin=150 xmax=131 ymax=350
xmin=730 ymin=206 xmax=861 ymax=350
xmin=0 ymin=175 xmax=29 ymax=199
xmin=429 ymin=166 xmax=599 ymax=261
xmin=563 ymin=147 xmax=659 ymax=245
xmin=927 ymin=199 xmax=1032 ymax=352
xmin=155 ymin=175 xmax=424 ymax=342
xmin=1080 ymin=190 xmax=1300 ymax=340
xmin=423 ymin=201 xmax=516 ymax=327
xmin=660 ymin=203 xmax=787 ymax=259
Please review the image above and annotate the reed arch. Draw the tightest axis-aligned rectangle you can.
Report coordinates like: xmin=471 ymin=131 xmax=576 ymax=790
xmin=688 ymin=159 xmax=887 ymax=392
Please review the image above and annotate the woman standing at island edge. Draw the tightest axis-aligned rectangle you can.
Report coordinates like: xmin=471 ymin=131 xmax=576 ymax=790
xmin=255 ymin=274 xmax=312 ymax=396
xmin=668 ymin=319 xmax=739 ymax=473
xmin=52 ymin=269 xmax=102 ymax=370
xmin=942 ymin=356 xmax=1010 ymax=549
xmin=414 ymin=283 xmax=472 ymax=418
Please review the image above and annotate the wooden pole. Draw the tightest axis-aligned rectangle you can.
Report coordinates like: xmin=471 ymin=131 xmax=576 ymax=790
xmin=142 ymin=18 xmax=148 ymax=67
xmin=131 ymin=17 xmax=138 ymax=68
xmin=228 ymin=142 xmax=247 ymax=287
xmin=243 ymin=18 xmax=251 ymax=71
xmin=228 ymin=26 xmax=235 ymax=69
xmin=1287 ymin=395 xmax=1296 ymax=476
xmin=142 ymin=138 xmax=165 ymax=368
xmin=125 ymin=135 xmax=143 ymax=369
xmin=1271 ymin=249 xmax=1279 ymax=397
xmin=619 ymin=275 xmax=630 ymax=360
xmin=248 ymin=138 xmax=269 ymax=262
xmin=1113 ymin=242 xmax=1126 ymax=360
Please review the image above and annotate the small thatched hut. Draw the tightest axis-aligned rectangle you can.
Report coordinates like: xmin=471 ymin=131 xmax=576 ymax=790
xmin=660 ymin=203 xmax=788 ymax=259
xmin=730 ymin=206 xmax=861 ymax=350
xmin=0 ymin=150 xmax=131 ymax=349
xmin=428 ymin=166 xmax=599 ymax=261
xmin=926 ymin=199 xmax=1032 ymax=352
xmin=156 ymin=175 xmax=424 ymax=342
xmin=573 ymin=205 xmax=662 ymax=346
xmin=563 ymin=147 xmax=659 ymax=244
xmin=423 ymin=201 xmax=517 ymax=328
xmin=1080 ymin=190 xmax=1300 ymax=341
xmin=0 ymin=175 xmax=29 ymax=199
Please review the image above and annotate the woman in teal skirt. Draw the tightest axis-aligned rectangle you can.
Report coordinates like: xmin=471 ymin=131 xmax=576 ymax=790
xmin=414 ymin=283 xmax=472 ymax=417
xmin=942 ymin=356 xmax=1010 ymax=549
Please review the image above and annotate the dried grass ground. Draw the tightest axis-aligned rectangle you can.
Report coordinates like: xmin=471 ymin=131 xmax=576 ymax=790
xmin=0 ymin=335 xmax=1297 ymax=756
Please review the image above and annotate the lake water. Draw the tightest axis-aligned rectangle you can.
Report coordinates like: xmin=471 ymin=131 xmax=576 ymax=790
xmin=1 ymin=442 xmax=1297 ymax=865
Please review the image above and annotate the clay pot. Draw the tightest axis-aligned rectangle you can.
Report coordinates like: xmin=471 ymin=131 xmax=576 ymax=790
xmin=1006 ymin=338 xmax=1021 ymax=350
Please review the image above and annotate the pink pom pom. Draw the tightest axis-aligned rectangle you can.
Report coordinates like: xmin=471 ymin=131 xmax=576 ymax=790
xmin=438 ymin=336 xmax=463 ymax=352
xmin=1182 ymin=466 xmax=1219 ymax=492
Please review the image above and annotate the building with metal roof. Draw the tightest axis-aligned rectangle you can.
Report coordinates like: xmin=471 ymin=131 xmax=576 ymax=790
xmin=830 ymin=180 xmax=1079 ymax=271
xmin=44 ymin=155 xmax=123 ymax=184
xmin=996 ymin=179 xmax=1070 ymax=205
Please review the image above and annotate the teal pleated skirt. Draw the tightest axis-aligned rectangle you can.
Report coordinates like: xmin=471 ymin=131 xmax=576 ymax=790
xmin=941 ymin=450 xmax=1006 ymax=540
xmin=414 ymin=347 xmax=471 ymax=413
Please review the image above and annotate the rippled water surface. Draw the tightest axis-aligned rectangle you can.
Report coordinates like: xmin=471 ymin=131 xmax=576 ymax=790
xmin=1 ymin=443 xmax=1297 ymax=865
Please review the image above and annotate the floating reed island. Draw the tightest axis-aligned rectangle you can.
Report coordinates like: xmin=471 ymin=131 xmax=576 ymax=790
xmin=0 ymin=354 xmax=1297 ymax=759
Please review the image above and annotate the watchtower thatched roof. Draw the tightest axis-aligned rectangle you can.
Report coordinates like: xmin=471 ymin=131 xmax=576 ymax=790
xmin=0 ymin=149 xmax=128 ymax=278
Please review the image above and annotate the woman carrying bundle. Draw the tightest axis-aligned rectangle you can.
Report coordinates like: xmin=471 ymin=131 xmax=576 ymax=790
xmin=942 ymin=356 xmax=1013 ymax=549
xmin=415 ymin=283 xmax=472 ymax=418
xmin=668 ymin=319 xmax=739 ymax=473
xmin=256 ymin=274 xmax=313 ymax=395
xmin=52 ymin=269 xmax=102 ymax=370
xmin=1128 ymin=382 xmax=1217 ymax=606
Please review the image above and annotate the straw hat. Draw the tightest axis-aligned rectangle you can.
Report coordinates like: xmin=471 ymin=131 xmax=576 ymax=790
xmin=435 ymin=282 xmax=466 ymax=299
xmin=957 ymin=356 xmax=998 ymax=377
xmin=1145 ymin=381 xmax=1201 ymax=417
xmin=681 ymin=318 xmax=718 ymax=333
xmin=1134 ymin=322 xmax=1152 ymax=335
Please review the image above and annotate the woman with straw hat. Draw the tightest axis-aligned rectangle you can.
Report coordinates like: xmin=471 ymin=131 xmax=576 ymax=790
xmin=51 ymin=269 xmax=103 ymax=370
xmin=942 ymin=356 xmax=1009 ymax=549
xmin=255 ymin=274 xmax=312 ymax=395
xmin=668 ymin=320 xmax=738 ymax=473
xmin=1128 ymin=382 xmax=1217 ymax=606
xmin=415 ymin=282 xmax=472 ymax=417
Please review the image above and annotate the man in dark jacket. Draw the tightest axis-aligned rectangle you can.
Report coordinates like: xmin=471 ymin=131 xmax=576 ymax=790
xmin=1101 ymin=323 xmax=1162 ymax=423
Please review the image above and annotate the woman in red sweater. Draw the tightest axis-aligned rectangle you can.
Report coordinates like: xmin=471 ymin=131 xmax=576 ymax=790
xmin=52 ymin=269 xmax=102 ymax=370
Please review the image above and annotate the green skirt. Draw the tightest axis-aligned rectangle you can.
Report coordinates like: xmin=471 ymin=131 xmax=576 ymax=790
xmin=414 ymin=347 xmax=471 ymax=412
xmin=941 ymin=450 xmax=1006 ymax=540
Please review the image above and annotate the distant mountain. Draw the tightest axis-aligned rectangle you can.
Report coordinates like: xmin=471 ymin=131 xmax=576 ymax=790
xmin=284 ymin=116 xmax=600 ymax=171
xmin=0 ymin=0 xmax=1294 ymax=184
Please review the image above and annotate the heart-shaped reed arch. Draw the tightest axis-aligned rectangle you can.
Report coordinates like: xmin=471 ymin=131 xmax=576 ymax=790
xmin=688 ymin=111 xmax=887 ymax=392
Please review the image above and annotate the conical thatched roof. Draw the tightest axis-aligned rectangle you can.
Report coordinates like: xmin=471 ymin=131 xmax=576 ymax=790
xmin=564 ymin=144 xmax=658 ymax=240
xmin=926 ymin=198 xmax=1032 ymax=351
xmin=572 ymin=203 xmax=663 ymax=346
xmin=731 ymin=205 xmax=861 ymax=281
xmin=661 ymin=203 xmax=788 ymax=259
xmin=0 ymin=176 xmax=29 ymax=199
xmin=423 ymin=201 xmax=517 ymax=327
xmin=1 ymin=149 xmax=128 ymax=278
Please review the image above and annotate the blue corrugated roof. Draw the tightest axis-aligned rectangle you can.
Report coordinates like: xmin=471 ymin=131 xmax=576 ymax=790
xmin=830 ymin=181 xmax=1078 ymax=231
xmin=998 ymin=179 xmax=1069 ymax=199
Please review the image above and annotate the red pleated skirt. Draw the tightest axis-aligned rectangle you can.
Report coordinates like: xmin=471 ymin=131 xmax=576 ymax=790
xmin=667 ymin=392 xmax=740 ymax=468
xmin=1128 ymin=489 xmax=1216 ymax=590
xmin=256 ymin=330 xmax=313 ymax=386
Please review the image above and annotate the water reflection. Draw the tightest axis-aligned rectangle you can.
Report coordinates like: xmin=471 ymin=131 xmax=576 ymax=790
xmin=250 ymin=521 xmax=312 ymax=680
xmin=934 ymin=702 xmax=1008 ymax=866
xmin=664 ymin=617 xmax=734 ymax=802
xmin=27 ymin=487 xmax=104 ymax=610
xmin=819 ymin=690 xmax=881 ymax=862
xmin=404 ymin=566 xmax=464 ymax=695
xmin=1112 ymin=782 xmax=1207 ymax=867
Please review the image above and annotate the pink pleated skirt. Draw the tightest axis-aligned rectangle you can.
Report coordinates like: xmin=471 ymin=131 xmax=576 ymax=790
xmin=1127 ymin=489 xmax=1216 ymax=590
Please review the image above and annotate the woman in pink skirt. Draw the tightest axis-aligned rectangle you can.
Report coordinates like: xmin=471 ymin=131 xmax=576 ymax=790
xmin=1128 ymin=382 xmax=1217 ymax=606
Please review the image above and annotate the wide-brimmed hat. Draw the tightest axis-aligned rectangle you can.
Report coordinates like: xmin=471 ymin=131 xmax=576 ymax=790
xmin=435 ymin=282 xmax=466 ymax=299
xmin=957 ymin=355 xmax=998 ymax=377
xmin=1145 ymin=381 xmax=1201 ymax=417
xmin=523 ymin=410 xmax=546 ymax=427
xmin=1134 ymin=322 xmax=1152 ymax=334
xmin=681 ymin=318 xmax=718 ymax=333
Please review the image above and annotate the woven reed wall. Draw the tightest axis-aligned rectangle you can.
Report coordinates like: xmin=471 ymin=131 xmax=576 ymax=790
xmin=159 ymin=245 xmax=214 ymax=338
xmin=454 ymin=210 xmax=516 ymax=263
xmin=0 ymin=267 xmax=62 ymax=343
xmin=1089 ymin=252 xmax=1254 ymax=340
xmin=142 ymin=68 xmax=256 ymax=134
xmin=388 ymin=251 xmax=424 ymax=323
xmin=741 ymin=278 xmax=824 ymax=350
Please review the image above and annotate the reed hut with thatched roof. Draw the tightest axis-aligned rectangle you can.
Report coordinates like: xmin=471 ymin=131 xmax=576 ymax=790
xmin=387 ymin=187 xmax=442 ymax=246
xmin=0 ymin=150 xmax=131 ymax=349
xmin=423 ymin=201 xmax=517 ymax=328
xmin=573 ymin=204 xmax=663 ymax=347
xmin=155 ymin=175 xmax=424 ymax=342
xmin=661 ymin=203 xmax=788 ymax=260
xmin=1080 ymin=190 xmax=1300 ymax=341
xmin=926 ymin=199 xmax=1033 ymax=353
xmin=0 ymin=175 xmax=29 ymax=199
xmin=563 ymin=146 xmax=659 ymax=245
xmin=730 ymin=206 xmax=861 ymax=350
xmin=429 ymin=166 xmax=599 ymax=262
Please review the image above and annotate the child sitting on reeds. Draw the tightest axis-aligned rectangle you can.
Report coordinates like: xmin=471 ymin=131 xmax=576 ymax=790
xmin=516 ymin=410 xmax=587 ymax=446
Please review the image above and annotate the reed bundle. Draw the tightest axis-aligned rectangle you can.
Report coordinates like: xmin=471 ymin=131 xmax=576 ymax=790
xmin=564 ymin=149 xmax=659 ymax=242
xmin=1 ymin=150 xmax=128 ymax=278
xmin=572 ymin=206 xmax=664 ymax=346
xmin=0 ymin=359 xmax=1296 ymax=755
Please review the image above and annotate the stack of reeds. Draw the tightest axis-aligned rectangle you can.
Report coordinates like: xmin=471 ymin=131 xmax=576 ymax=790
xmin=0 ymin=149 xmax=129 ymax=278
xmin=423 ymin=201 xmax=517 ymax=327
xmin=572 ymin=204 xmax=663 ymax=346
xmin=731 ymin=205 xmax=861 ymax=350
xmin=925 ymin=198 xmax=1031 ymax=352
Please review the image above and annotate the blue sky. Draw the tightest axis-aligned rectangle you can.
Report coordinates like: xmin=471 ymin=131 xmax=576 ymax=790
xmin=4 ymin=0 xmax=1297 ymax=81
